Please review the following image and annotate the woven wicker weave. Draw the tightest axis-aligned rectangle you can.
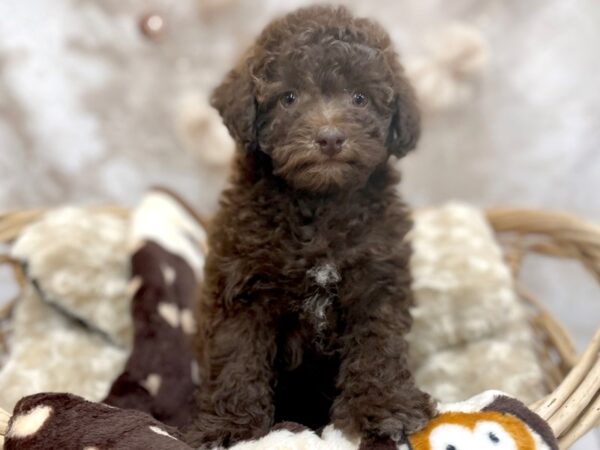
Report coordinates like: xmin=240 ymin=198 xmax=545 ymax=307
xmin=0 ymin=206 xmax=597 ymax=449
xmin=486 ymin=208 xmax=600 ymax=448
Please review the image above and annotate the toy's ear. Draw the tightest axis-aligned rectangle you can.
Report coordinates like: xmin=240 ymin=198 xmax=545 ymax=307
xmin=483 ymin=395 xmax=559 ymax=450
xmin=386 ymin=82 xmax=421 ymax=158
xmin=210 ymin=61 xmax=258 ymax=152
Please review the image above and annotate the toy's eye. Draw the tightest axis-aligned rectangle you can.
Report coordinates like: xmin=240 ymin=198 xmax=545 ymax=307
xmin=280 ymin=91 xmax=297 ymax=107
xmin=446 ymin=445 xmax=457 ymax=450
xmin=488 ymin=432 xmax=500 ymax=443
xmin=352 ymin=92 xmax=368 ymax=106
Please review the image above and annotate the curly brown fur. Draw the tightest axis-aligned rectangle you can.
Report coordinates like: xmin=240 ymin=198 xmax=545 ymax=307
xmin=188 ymin=5 xmax=435 ymax=448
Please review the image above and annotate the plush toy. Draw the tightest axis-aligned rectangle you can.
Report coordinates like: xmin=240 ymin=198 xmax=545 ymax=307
xmin=0 ymin=391 xmax=557 ymax=450
xmin=402 ymin=391 xmax=558 ymax=450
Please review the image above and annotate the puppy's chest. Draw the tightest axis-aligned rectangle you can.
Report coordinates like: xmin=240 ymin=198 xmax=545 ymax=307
xmin=281 ymin=223 xmax=351 ymax=295
xmin=244 ymin=204 xmax=374 ymax=319
xmin=275 ymin=221 xmax=362 ymax=331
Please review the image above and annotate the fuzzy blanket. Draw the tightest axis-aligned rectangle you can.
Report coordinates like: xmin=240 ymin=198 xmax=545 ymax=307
xmin=0 ymin=190 xmax=549 ymax=448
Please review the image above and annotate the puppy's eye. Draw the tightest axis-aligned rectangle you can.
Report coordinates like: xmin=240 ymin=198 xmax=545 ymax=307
xmin=352 ymin=92 xmax=368 ymax=107
xmin=280 ymin=91 xmax=297 ymax=107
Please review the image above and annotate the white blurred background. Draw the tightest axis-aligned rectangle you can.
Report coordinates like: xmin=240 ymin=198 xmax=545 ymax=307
xmin=0 ymin=0 xmax=599 ymax=445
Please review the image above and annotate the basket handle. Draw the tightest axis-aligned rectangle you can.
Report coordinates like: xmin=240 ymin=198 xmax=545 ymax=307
xmin=486 ymin=209 xmax=600 ymax=448
xmin=486 ymin=208 xmax=600 ymax=283
xmin=533 ymin=327 xmax=600 ymax=449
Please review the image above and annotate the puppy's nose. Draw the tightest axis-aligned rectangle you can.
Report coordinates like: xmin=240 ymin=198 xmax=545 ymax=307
xmin=316 ymin=128 xmax=346 ymax=156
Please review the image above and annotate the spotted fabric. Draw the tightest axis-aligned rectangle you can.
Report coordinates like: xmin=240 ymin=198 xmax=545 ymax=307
xmin=103 ymin=242 xmax=198 ymax=428
xmin=5 ymin=393 xmax=188 ymax=450
xmin=3 ymin=394 xmax=320 ymax=450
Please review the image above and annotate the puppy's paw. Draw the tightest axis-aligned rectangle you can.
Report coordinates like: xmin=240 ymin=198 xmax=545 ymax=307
xmin=358 ymin=435 xmax=399 ymax=450
xmin=185 ymin=427 xmax=229 ymax=449
xmin=186 ymin=419 xmax=271 ymax=449
xmin=397 ymin=389 xmax=437 ymax=435
xmin=196 ymin=444 xmax=225 ymax=450
xmin=401 ymin=413 xmax=430 ymax=436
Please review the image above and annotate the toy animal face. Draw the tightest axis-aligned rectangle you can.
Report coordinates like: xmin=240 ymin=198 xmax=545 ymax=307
xmin=409 ymin=412 xmax=536 ymax=450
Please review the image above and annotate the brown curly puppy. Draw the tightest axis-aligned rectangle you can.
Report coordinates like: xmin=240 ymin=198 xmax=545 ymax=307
xmin=188 ymin=5 xmax=435 ymax=448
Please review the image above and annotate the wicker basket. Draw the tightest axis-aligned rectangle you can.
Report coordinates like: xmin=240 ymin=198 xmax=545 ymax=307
xmin=0 ymin=206 xmax=598 ymax=449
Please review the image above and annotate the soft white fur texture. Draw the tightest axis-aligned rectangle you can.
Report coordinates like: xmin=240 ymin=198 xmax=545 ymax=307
xmin=0 ymin=208 xmax=132 ymax=412
xmin=0 ymin=286 xmax=128 ymax=412
xmin=11 ymin=208 xmax=133 ymax=347
xmin=408 ymin=204 xmax=545 ymax=404
xmin=229 ymin=425 xmax=358 ymax=450
xmin=129 ymin=191 xmax=207 ymax=276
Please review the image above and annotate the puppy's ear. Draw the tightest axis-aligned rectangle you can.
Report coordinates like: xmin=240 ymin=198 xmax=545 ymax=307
xmin=386 ymin=80 xmax=421 ymax=157
xmin=211 ymin=61 xmax=258 ymax=152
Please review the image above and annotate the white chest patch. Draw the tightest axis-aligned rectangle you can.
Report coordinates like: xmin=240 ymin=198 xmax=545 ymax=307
xmin=304 ymin=262 xmax=341 ymax=333
xmin=307 ymin=262 xmax=341 ymax=287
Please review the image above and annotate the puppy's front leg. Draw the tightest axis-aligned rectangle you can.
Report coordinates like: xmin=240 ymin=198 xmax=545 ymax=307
xmin=331 ymin=290 xmax=435 ymax=443
xmin=188 ymin=304 xmax=276 ymax=448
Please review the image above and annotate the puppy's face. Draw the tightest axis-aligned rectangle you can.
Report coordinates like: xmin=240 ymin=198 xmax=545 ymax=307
xmin=212 ymin=6 xmax=420 ymax=193
xmin=256 ymin=44 xmax=398 ymax=192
